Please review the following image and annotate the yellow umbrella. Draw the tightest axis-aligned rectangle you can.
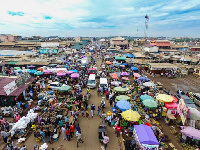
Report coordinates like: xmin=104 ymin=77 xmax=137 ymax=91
xmin=121 ymin=109 xmax=141 ymax=121
xmin=156 ymin=94 xmax=173 ymax=102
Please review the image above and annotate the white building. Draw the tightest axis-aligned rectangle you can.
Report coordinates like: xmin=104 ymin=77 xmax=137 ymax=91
xmin=144 ymin=44 xmax=158 ymax=53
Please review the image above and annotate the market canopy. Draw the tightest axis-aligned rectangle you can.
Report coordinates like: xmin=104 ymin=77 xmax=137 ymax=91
xmin=124 ymin=54 xmax=135 ymax=58
xmin=134 ymin=124 xmax=159 ymax=145
xmin=71 ymin=73 xmax=80 ymax=78
xmin=164 ymin=102 xmax=178 ymax=109
xmin=57 ymin=72 xmax=67 ymax=77
xmin=121 ymin=72 xmax=129 ymax=76
xmin=27 ymin=69 xmax=37 ymax=74
xmin=114 ymin=87 xmax=127 ymax=93
xmin=142 ymin=99 xmax=158 ymax=109
xmin=140 ymin=95 xmax=154 ymax=101
xmin=133 ymin=73 xmax=141 ymax=78
xmin=106 ymin=61 xmax=112 ymax=65
xmin=70 ymin=70 xmax=78 ymax=73
xmin=66 ymin=71 xmax=74 ymax=74
xmin=115 ymin=56 xmax=126 ymax=61
xmin=116 ymin=100 xmax=131 ymax=111
xmin=156 ymin=94 xmax=173 ymax=103
xmin=143 ymin=82 xmax=154 ymax=87
xmin=137 ymin=77 xmax=150 ymax=82
xmin=121 ymin=109 xmax=140 ymax=121
xmin=34 ymin=71 xmax=43 ymax=76
xmin=111 ymin=73 xmax=119 ymax=79
xmin=131 ymin=67 xmax=138 ymax=71
xmin=188 ymin=107 xmax=200 ymax=120
xmin=43 ymin=70 xmax=53 ymax=74
xmin=111 ymin=81 xmax=122 ymax=86
xmin=116 ymin=95 xmax=130 ymax=101
xmin=58 ymin=85 xmax=71 ymax=92
xmin=181 ymin=126 xmax=200 ymax=140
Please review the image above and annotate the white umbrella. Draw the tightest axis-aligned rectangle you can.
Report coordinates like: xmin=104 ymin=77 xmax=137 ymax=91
xmin=143 ymin=82 xmax=154 ymax=87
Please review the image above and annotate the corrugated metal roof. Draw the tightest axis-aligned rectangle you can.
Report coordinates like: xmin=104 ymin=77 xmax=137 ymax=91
xmin=7 ymin=61 xmax=18 ymax=64
xmin=0 ymin=77 xmax=16 ymax=96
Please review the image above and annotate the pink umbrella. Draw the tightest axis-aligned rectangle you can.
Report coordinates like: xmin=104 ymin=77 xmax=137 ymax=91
xmin=38 ymin=115 xmax=41 ymax=124
xmin=51 ymin=104 xmax=54 ymax=111
xmin=122 ymin=77 xmax=129 ymax=80
xmin=66 ymin=71 xmax=74 ymax=75
xmin=57 ymin=72 xmax=67 ymax=77
xmin=133 ymin=73 xmax=141 ymax=78
xmin=121 ymin=72 xmax=129 ymax=76
xmin=43 ymin=70 xmax=53 ymax=74
xmin=71 ymin=73 xmax=80 ymax=78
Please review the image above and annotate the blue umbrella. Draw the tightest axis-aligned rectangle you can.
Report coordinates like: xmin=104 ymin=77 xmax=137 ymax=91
xmin=131 ymin=67 xmax=138 ymax=71
xmin=140 ymin=94 xmax=154 ymax=101
xmin=70 ymin=70 xmax=78 ymax=73
xmin=124 ymin=54 xmax=135 ymax=58
xmin=116 ymin=100 xmax=132 ymax=111
xmin=122 ymin=63 xmax=127 ymax=66
xmin=109 ymin=65 xmax=114 ymax=68
xmin=27 ymin=69 xmax=36 ymax=74
xmin=137 ymin=77 xmax=150 ymax=82
xmin=63 ymin=65 xmax=68 ymax=68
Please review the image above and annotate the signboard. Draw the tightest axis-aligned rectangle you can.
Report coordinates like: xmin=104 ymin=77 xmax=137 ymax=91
xmin=41 ymin=43 xmax=59 ymax=48
xmin=177 ymin=98 xmax=189 ymax=125
xmin=3 ymin=81 xmax=17 ymax=95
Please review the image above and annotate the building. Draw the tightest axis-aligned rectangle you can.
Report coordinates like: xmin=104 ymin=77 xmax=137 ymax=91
xmin=190 ymin=47 xmax=200 ymax=52
xmin=171 ymin=45 xmax=189 ymax=51
xmin=110 ymin=37 xmax=128 ymax=49
xmin=144 ymin=44 xmax=158 ymax=52
xmin=147 ymin=63 xmax=178 ymax=74
xmin=0 ymin=34 xmax=22 ymax=42
xmin=75 ymin=36 xmax=81 ymax=42
xmin=150 ymin=40 xmax=170 ymax=49
xmin=40 ymin=42 xmax=60 ymax=55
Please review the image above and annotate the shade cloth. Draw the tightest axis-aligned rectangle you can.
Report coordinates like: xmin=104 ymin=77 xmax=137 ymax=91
xmin=134 ymin=124 xmax=159 ymax=145
xmin=165 ymin=102 xmax=178 ymax=109
xmin=181 ymin=126 xmax=200 ymax=140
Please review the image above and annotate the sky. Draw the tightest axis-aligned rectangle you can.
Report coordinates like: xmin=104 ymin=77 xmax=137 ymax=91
xmin=0 ymin=0 xmax=200 ymax=37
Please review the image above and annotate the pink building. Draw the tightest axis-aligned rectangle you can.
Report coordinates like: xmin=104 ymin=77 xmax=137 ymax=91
xmin=0 ymin=34 xmax=15 ymax=42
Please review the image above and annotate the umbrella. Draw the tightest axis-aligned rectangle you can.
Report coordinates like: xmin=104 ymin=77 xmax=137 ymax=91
xmin=51 ymin=103 xmax=54 ymax=111
xmin=43 ymin=70 xmax=53 ymax=74
xmin=181 ymin=126 xmax=200 ymax=140
xmin=114 ymin=72 xmax=121 ymax=77
xmin=27 ymin=65 xmax=36 ymax=68
xmin=80 ymin=56 xmax=85 ymax=58
xmin=109 ymin=65 xmax=114 ymax=68
xmin=121 ymin=72 xmax=129 ymax=76
xmin=171 ymin=96 xmax=178 ymax=103
xmin=66 ymin=71 xmax=74 ymax=75
xmin=114 ymin=87 xmax=127 ymax=92
xmin=57 ymin=72 xmax=67 ymax=77
xmin=56 ymin=70 xmax=66 ymax=74
xmin=116 ymin=100 xmax=131 ymax=111
xmin=27 ymin=69 xmax=36 ymax=74
xmin=131 ymin=67 xmax=138 ymax=71
xmin=121 ymin=109 xmax=141 ymax=121
xmin=38 ymin=115 xmax=41 ymax=124
xmin=143 ymin=82 xmax=154 ymax=87
xmin=116 ymin=95 xmax=130 ymax=101
xmin=58 ymin=85 xmax=71 ymax=92
xmin=106 ymin=61 xmax=112 ymax=65
xmin=34 ymin=71 xmax=44 ymax=76
xmin=70 ymin=70 xmax=78 ymax=73
xmin=142 ymin=99 xmax=158 ymax=109
xmin=122 ymin=63 xmax=127 ymax=66
xmin=111 ymin=73 xmax=119 ymax=79
xmin=188 ymin=107 xmax=200 ymax=120
xmin=111 ymin=81 xmax=122 ymax=86
xmin=140 ymin=95 xmax=154 ymax=101
xmin=122 ymin=77 xmax=129 ymax=81
xmin=71 ymin=73 xmax=80 ymax=78
xmin=156 ymin=94 xmax=173 ymax=103
xmin=137 ymin=77 xmax=150 ymax=82
xmin=133 ymin=73 xmax=141 ymax=78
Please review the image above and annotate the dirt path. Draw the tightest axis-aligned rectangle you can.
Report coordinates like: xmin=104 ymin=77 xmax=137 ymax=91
xmin=18 ymin=57 xmax=119 ymax=150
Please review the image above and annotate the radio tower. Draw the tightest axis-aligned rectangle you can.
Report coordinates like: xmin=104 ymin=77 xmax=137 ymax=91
xmin=144 ymin=14 xmax=149 ymax=39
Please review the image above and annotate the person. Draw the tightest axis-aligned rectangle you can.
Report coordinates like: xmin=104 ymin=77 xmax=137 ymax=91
xmin=102 ymin=132 xmax=109 ymax=150
xmin=15 ymin=113 xmax=20 ymax=122
xmin=76 ymin=131 xmax=84 ymax=148
xmin=115 ymin=124 xmax=121 ymax=138
xmin=70 ymin=123 xmax=75 ymax=138
xmin=102 ymin=111 xmax=106 ymax=122
xmin=61 ymin=126 xmax=67 ymax=140
xmin=1 ymin=129 xmax=8 ymax=143
xmin=98 ymin=106 xmax=101 ymax=117
xmin=87 ymin=87 xmax=90 ymax=94
xmin=85 ymin=110 xmax=89 ymax=120
xmin=80 ymin=106 xmax=85 ymax=116
xmin=40 ymin=129 xmax=46 ymax=143
xmin=66 ymin=127 xmax=71 ymax=141
xmin=6 ymin=138 xmax=13 ymax=150
xmin=46 ymin=129 xmax=52 ymax=144
xmin=20 ymin=145 xmax=27 ymax=150
xmin=91 ymin=104 xmax=95 ymax=118
xmin=59 ymin=119 xmax=63 ymax=127
xmin=31 ymin=123 xmax=36 ymax=131
xmin=76 ymin=124 xmax=81 ymax=133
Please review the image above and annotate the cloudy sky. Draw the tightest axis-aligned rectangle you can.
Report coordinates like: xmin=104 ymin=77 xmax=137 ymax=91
xmin=0 ymin=0 xmax=200 ymax=37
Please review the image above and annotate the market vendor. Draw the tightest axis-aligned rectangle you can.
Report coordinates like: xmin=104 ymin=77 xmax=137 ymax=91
xmin=15 ymin=113 xmax=20 ymax=122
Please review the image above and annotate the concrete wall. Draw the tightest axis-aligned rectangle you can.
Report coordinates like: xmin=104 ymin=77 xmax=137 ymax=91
xmin=144 ymin=46 xmax=158 ymax=52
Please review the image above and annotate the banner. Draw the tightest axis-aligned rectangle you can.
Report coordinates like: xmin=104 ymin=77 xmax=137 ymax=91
xmin=3 ymin=81 xmax=17 ymax=95
xmin=177 ymin=98 xmax=189 ymax=125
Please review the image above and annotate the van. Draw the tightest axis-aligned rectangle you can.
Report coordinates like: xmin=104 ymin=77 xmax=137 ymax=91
xmin=99 ymin=78 xmax=108 ymax=88
xmin=87 ymin=74 xmax=96 ymax=88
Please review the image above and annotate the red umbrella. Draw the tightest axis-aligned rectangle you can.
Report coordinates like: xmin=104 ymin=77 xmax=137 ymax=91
xmin=111 ymin=73 xmax=118 ymax=79
xmin=145 ymin=122 xmax=151 ymax=127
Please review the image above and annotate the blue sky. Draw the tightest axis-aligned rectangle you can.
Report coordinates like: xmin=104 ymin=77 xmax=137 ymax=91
xmin=0 ymin=0 xmax=200 ymax=37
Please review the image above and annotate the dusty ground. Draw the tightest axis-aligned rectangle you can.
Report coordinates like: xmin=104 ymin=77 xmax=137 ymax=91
xmin=3 ymin=57 xmax=120 ymax=150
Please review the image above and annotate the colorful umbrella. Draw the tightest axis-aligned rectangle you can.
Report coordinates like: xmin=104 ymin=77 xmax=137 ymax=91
xmin=109 ymin=65 xmax=114 ymax=68
xmin=71 ymin=73 xmax=80 ymax=78
xmin=156 ymin=94 xmax=173 ymax=103
xmin=43 ymin=70 xmax=53 ymax=74
xmin=114 ymin=87 xmax=127 ymax=92
xmin=122 ymin=63 xmax=127 ymax=66
xmin=27 ymin=69 xmax=36 ymax=74
xmin=116 ymin=95 xmax=130 ymax=101
xmin=106 ymin=61 xmax=112 ymax=65
xmin=58 ymin=85 xmax=71 ymax=92
xmin=121 ymin=72 xmax=129 ymax=76
xmin=70 ymin=70 xmax=78 ymax=73
xmin=133 ymin=73 xmax=141 ymax=78
xmin=142 ymin=99 xmax=158 ymax=109
xmin=137 ymin=77 xmax=150 ymax=82
xmin=143 ymin=82 xmax=154 ymax=87
xmin=111 ymin=81 xmax=122 ymax=86
xmin=66 ymin=71 xmax=74 ymax=74
xmin=122 ymin=77 xmax=129 ymax=81
xmin=57 ymin=72 xmax=67 ymax=77
xmin=34 ymin=71 xmax=44 ymax=76
xmin=111 ymin=73 xmax=118 ymax=79
xmin=121 ymin=109 xmax=141 ymax=121
xmin=116 ymin=100 xmax=132 ymax=111
xmin=131 ymin=67 xmax=138 ymax=71
xmin=140 ymin=95 xmax=154 ymax=101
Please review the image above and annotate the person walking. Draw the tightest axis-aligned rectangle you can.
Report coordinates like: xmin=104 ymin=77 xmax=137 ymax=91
xmin=97 ymin=106 xmax=101 ymax=117
xmin=76 ymin=131 xmax=84 ymax=148
xmin=70 ymin=123 xmax=75 ymax=138
xmin=115 ymin=124 xmax=121 ymax=138
xmin=91 ymin=104 xmax=95 ymax=118
xmin=40 ymin=129 xmax=46 ymax=143
xmin=61 ymin=126 xmax=67 ymax=140
xmin=1 ymin=129 xmax=8 ymax=143
xmin=86 ymin=110 xmax=89 ymax=120
xmin=102 ymin=132 xmax=109 ymax=150
xmin=66 ymin=127 xmax=71 ymax=141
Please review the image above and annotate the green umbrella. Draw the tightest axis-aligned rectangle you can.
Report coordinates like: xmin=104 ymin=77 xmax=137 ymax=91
xmin=34 ymin=71 xmax=44 ymax=76
xmin=116 ymin=95 xmax=130 ymax=101
xmin=58 ymin=85 xmax=71 ymax=92
xmin=142 ymin=99 xmax=158 ymax=109
xmin=114 ymin=87 xmax=127 ymax=92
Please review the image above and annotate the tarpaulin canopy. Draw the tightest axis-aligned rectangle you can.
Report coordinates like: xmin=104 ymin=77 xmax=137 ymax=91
xmin=121 ymin=109 xmax=140 ymax=121
xmin=116 ymin=100 xmax=131 ymax=111
xmin=115 ymin=56 xmax=126 ymax=61
xmin=121 ymin=72 xmax=129 ymax=76
xmin=71 ymin=73 xmax=80 ymax=78
xmin=165 ymin=102 xmax=178 ymax=109
xmin=181 ymin=126 xmax=200 ymax=140
xmin=131 ymin=67 xmax=138 ymax=71
xmin=134 ymin=124 xmax=159 ymax=145
xmin=140 ymin=95 xmax=154 ymax=101
xmin=116 ymin=95 xmax=130 ymax=101
xmin=142 ymin=99 xmax=158 ymax=109
xmin=137 ymin=77 xmax=150 ymax=82
xmin=156 ymin=94 xmax=173 ymax=103
xmin=188 ymin=107 xmax=200 ymax=120
xmin=114 ymin=87 xmax=127 ymax=93
xmin=133 ymin=73 xmax=141 ymax=78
